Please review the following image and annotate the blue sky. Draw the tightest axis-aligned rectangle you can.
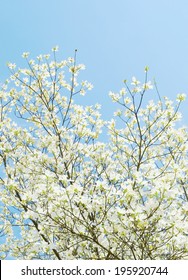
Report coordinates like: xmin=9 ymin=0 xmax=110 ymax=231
xmin=0 ymin=0 xmax=188 ymax=123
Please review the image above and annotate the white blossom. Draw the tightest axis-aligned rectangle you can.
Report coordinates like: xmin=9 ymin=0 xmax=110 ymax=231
xmin=0 ymin=52 xmax=188 ymax=260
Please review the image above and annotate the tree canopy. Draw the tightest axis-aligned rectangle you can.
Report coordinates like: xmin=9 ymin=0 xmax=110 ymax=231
xmin=0 ymin=48 xmax=188 ymax=260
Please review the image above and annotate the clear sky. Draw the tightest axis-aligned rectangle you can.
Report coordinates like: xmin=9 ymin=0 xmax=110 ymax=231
xmin=0 ymin=0 xmax=188 ymax=124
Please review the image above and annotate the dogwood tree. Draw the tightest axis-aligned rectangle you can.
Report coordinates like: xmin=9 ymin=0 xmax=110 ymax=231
xmin=0 ymin=47 xmax=188 ymax=260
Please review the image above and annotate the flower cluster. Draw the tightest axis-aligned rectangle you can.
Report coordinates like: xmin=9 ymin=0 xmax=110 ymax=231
xmin=0 ymin=48 xmax=188 ymax=260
